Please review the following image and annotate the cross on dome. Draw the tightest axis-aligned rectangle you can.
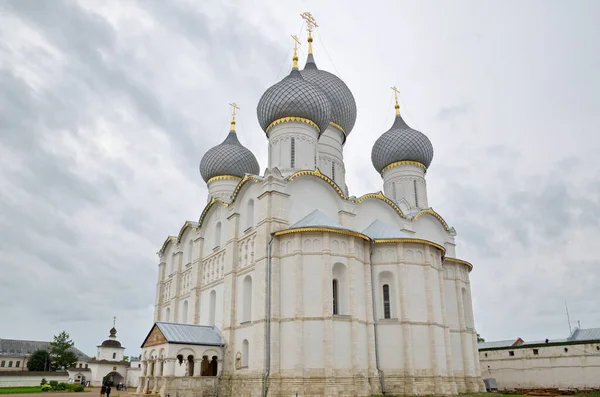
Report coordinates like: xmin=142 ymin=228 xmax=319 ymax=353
xmin=229 ymin=102 xmax=240 ymax=130
xmin=300 ymin=12 xmax=318 ymax=54
xmin=391 ymin=86 xmax=401 ymax=115
xmin=291 ymin=35 xmax=301 ymax=69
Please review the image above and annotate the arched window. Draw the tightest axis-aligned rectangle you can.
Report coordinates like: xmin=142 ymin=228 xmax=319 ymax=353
xmin=332 ymin=263 xmax=348 ymax=315
xmin=215 ymin=222 xmax=222 ymax=247
xmin=210 ymin=356 xmax=218 ymax=376
xmin=182 ymin=300 xmax=189 ymax=323
xmin=165 ymin=307 xmax=171 ymax=322
xmin=112 ymin=353 xmax=116 ymax=359
xmin=200 ymin=356 xmax=210 ymax=376
xmin=209 ymin=290 xmax=216 ymax=326
xmin=382 ymin=284 xmax=391 ymax=319
xmin=187 ymin=240 xmax=193 ymax=264
xmin=242 ymin=275 xmax=252 ymax=322
xmin=379 ymin=271 xmax=397 ymax=319
xmin=187 ymin=355 xmax=194 ymax=376
xmin=242 ymin=339 xmax=249 ymax=368
xmin=290 ymin=138 xmax=296 ymax=168
xmin=246 ymin=200 xmax=254 ymax=230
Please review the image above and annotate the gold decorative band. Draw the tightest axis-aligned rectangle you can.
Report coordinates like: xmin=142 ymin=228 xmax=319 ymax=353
xmin=273 ymin=227 xmax=370 ymax=241
xmin=329 ymin=121 xmax=345 ymax=134
xmin=374 ymin=238 xmax=446 ymax=255
xmin=206 ymin=175 xmax=242 ymax=184
xmin=445 ymin=257 xmax=473 ymax=270
xmin=265 ymin=117 xmax=320 ymax=134
xmin=381 ymin=160 xmax=426 ymax=173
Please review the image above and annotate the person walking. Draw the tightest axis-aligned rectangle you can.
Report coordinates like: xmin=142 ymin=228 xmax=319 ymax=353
xmin=106 ymin=385 xmax=112 ymax=397
xmin=100 ymin=384 xmax=106 ymax=397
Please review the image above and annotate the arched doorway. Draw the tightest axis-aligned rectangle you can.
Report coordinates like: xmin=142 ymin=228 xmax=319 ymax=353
xmin=102 ymin=371 xmax=124 ymax=387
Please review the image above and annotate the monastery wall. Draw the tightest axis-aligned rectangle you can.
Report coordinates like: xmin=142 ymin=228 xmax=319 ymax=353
xmin=480 ymin=342 xmax=600 ymax=389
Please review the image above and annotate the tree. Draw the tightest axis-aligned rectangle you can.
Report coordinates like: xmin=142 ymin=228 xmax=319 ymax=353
xmin=50 ymin=331 xmax=78 ymax=370
xmin=123 ymin=355 xmax=129 ymax=362
xmin=477 ymin=333 xmax=485 ymax=343
xmin=27 ymin=350 xmax=52 ymax=371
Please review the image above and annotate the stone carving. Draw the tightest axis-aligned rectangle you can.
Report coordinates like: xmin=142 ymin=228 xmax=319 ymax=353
xmin=235 ymin=352 xmax=242 ymax=370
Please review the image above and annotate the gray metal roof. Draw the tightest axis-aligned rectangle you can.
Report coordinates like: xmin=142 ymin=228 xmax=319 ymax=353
xmin=301 ymin=54 xmax=357 ymax=135
xmin=477 ymin=339 xmax=521 ymax=349
xmin=0 ymin=339 xmax=90 ymax=360
xmin=199 ymin=130 xmax=260 ymax=182
xmin=257 ymin=68 xmax=332 ymax=134
xmin=568 ymin=327 xmax=600 ymax=341
xmin=371 ymin=114 xmax=434 ymax=172
xmin=155 ymin=323 xmax=224 ymax=346
xmin=289 ymin=209 xmax=346 ymax=230
xmin=362 ymin=219 xmax=407 ymax=240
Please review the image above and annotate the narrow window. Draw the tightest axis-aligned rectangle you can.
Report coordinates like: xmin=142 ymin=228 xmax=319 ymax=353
xmin=16 ymin=361 xmax=20 ymax=368
xmin=383 ymin=284 xmax=391 ymax=319
xmin=209 ymin=290 xmax=216 ymax=326
xmin=242 ymin=275 xmax=252 ymax=322
xmin=246 ymin=200 xmax=254 ymax=229
xmin=392 ymin=182 xmax=397 ymax=201
xmin=509 ymin=351 xmax=514 ymax=356
xmin=0 ymin=361 xmax=4 ymax=368
xmin=85 ymin=364 xmax=88 ymax=369
xmin=332 ymin=279 xmax=339 ymax=315
xmin=182 ymin=300 xmax=189 ymax=323
xmin=290 ymin=138 xmax=295 ymax=168
xmin=242 ymin=340 xmax=249 ymax=367
xmin=331 ymin=162 xmax=335 ymax=181
xmin=166 ymin=307 xmax=171 ymax=322
xmin=413 ymin=179 xmax=419 ymax=207
xmin=215 ymin=222 xmax=222 ymax=247
xmin=533 ymin=349 xmax=539 ymax=355
xmin=79 ymin=363 xmax=82 ymax=368
xmin=8 ymin=361 xmax=12 ymax=368
xmin=211 ymin=356 xmax=218 ymax=376
xmin=112 ymin=353 xmax=116 ymax=359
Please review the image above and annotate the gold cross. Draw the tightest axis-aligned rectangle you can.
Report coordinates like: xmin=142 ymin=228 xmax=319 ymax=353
xmin=291 ymin=34 xmax=301 ymax=50
xmin=391 ymin=86 xmax=401 ymax=115
xmin=229 ymin=102 xmax=240 ymax=130
xmin=300 ymin=12 xmax=318 ymax=32
xmin=291 ymin=35 xmax=301 ymax=68
xmin=113 ymin=316 xmax=117 ymax=328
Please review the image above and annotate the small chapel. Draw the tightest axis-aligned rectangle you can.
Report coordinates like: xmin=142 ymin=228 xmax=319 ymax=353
xmin=139 ymin=13 xmax=485 ymax=397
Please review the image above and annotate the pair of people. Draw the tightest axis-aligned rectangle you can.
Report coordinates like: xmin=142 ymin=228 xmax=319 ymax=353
xmin=100 ymin=384 xmax=111 ymax=397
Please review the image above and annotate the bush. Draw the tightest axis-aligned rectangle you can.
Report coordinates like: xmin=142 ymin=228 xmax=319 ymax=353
xmin=55 ymin=382 xmax=67 ymax=391
xmin=41 ymin=384 xmax=52 ymax=392
xmin=49 ymin=381 xmax=58 ymax=388
xmin=73 ymin=385 xmax=85 ymax=392
xmin=40 ymin=378 xmax=48 ymax=386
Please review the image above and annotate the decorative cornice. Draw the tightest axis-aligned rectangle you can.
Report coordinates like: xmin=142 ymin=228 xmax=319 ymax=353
xmin=230 ymin=174 xmax=262 ymax=203
xmin=206 ymin=175 xmax=242 ymax=184
xmin=176 ymin=221 xmax=198 ymax=243
xmin=381 ymin=160 xmax=427 ymax=174
xmin=410 ymin=208 xmax=451 ymax=231
xmin=158 ymin=236 xmax=176 ymax=256
xmin=289 ymin=168 xmax=346 ymax=198
xmin=197 ymin=197 xmax=228 ymax=229
xmin=445 ymin=257 xmax=473 ymax=270
xmin=273 ymin=227 xmax=370 ymax=241
xmin=374 ymin=238 xmax=446 ymax=256
xmin=265 ymin=117 xmax=320 ymax=134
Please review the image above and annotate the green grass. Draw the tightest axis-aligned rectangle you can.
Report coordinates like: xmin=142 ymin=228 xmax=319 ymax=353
xmin=0 ymin=387 xmax=43 ymax=394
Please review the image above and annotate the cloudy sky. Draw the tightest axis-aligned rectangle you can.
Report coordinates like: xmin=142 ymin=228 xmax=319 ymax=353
xmin=1 ymin=0 xmax=599 ymax=357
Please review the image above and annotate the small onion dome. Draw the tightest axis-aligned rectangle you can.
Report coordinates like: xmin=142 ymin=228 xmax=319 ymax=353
xmin=109 ymin=327 xmax=117 ymax=336
xmin=256 ymin=67 xmax=332 ymax=134
xmin=371 ymin=113 xmax=434 ymax=173
xmin=199 ymin=130 xmax=260 ymax=182
xmin=101 ymin=339 xmax=122 ymax=348
xmin=301 ymin=54 xmax=357 ymax=136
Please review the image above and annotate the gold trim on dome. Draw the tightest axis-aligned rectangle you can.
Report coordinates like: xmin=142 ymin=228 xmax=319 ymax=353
xmin=329 ymin=121 xmax=345 ymax=134
xmin=411 ymin=208 xmax=450 ymax=231
xmin=381 ymin=160 xmax=426 ymax=173
xmin=206 ymin=175 xmax=242 ymax=184
xmin=445 ymin=257 xmax=473 ymax=270
xmin=374 ymin=238 xmax=446 ymax=255
xmin=274 ymin=227 xmax=370 ymax=241
xmin=265 ymin=117 xmax=320 ymax=134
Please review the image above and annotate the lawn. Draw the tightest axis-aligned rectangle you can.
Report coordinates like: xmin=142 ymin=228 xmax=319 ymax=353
xmin=0 ymin=387 xmax=43 ymax=394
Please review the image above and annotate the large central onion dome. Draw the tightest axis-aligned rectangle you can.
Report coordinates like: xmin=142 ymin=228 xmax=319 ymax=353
xmin=257 ymin=66 xmax=331 ymax=134
xmin=301 ymin=53 xmax=357 ymax=136
xmin=199 ymin=128 xmax=260 ymax=182
xmin=371 ymin=104 xmax=434 ymax=173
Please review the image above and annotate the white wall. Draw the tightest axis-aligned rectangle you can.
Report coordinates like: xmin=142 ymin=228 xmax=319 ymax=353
xmin=0 ymin=373 xmax=68 ymax=387
xmin=480 ymin=343 xmax=600 ymax=389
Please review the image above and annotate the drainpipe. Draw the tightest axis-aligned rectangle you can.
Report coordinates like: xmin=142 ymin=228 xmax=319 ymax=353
xmin=263 ymin=236 xmax=274 ymax=397
xmin=369 ymin=241 xmax=386 ymax=395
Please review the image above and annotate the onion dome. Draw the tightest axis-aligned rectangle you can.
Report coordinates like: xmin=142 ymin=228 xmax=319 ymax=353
xmin=371 ymin=92 xmax=434 ymax=173
xmin=199 ymin=113 xmax=260 ymax=182
xmin=301 ymin=53 xmax=357 ymax=136
xmin=256 ymin=40 xmax=331 ymax=134
xmin=101 ymin=327 xmax=122 ymax=348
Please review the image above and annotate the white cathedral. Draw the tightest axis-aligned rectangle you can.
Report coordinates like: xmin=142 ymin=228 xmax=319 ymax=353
xmin=139 ymin=16 xmax=485 ymax=397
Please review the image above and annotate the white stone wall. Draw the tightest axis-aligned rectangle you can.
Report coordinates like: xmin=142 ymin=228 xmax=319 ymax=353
xmin=480 ymin=343 xmax=600 ymax=389
xmin=267 ymin=122 xmax=319 ymax=175
xmin=317 ymin=126 xmax=346 ymax=192
xmin=0 ymin=373 xmax=68 ymax=387
xmin=382 ymin=163 xmax=429 ymax=209
xmin=97 ymin=346 xmax=124 ymax=361
xmin=207 ymin=178 xmax=240 ymax=202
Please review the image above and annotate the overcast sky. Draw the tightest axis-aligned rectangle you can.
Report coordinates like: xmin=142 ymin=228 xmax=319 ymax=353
xmin=1 ymin=0 xmax=599 ymax=357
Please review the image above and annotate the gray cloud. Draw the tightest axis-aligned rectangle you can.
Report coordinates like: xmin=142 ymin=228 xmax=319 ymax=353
xmin=1 ymin=0 xmax=599 ymax=355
